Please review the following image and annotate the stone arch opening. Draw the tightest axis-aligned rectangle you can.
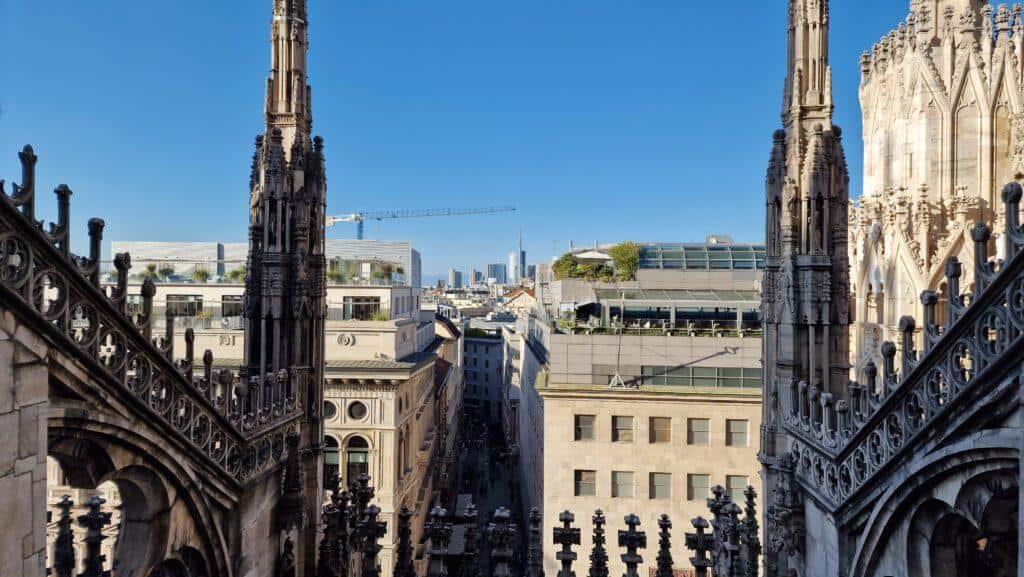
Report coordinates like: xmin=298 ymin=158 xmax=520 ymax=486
xmin=930 ymin=513 xmax=982 ymax=577
xmin=147 ymin=557 xmax=190 ymax=577
xmin=107 ymin=465 xmax=172 ymax=577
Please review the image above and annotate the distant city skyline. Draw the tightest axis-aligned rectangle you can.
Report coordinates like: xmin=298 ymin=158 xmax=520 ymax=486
xmin=2 ymin=1 xmax=907 ymax=274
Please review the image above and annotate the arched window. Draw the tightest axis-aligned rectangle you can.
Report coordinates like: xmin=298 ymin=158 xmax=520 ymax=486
xmin=345 ymin=436 xmax=369 ymax=483
xmin=324 ymin=436 xmax=339 ymax=489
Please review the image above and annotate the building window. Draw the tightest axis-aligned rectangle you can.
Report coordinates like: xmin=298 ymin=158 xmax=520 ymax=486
xmin=612 ymin=471 xmax=634 ymax=498
xmin=342 ymin=296 xmax=381 ymax=320
xmin=324 ymin=436 xmax=340 ymax=489
xmin=345 ymin=436 xmax=370 ymax=483
xmin=688 ymin=418 xmax=710 ymax=446
xmin=574 ymin=415 xmax=595 ymax=441
xmin=640 ymin=365 xmax=763 ymax=388
xmin=348 ymin=401 xmax=368 ymax=421
xmin=574 ymin=470 xmax=596 ymax=497
xmin=612 ymin=416 xmax=634 ymax=443
xmin=726 ymin=420 xmax=749 ymax=447
xmin=727 ymin=475 xmax=749 ymax=502
xmin=688 ymin=474 xmax=710 ymax=501
xmin=323 ymin=401 xmax=338 ymax=420
xmin=649 ymin=417 xmax=671 ymax=443
xmin=649 ymin=473 xmax=671 ymax=500
xmin=166 ymin=294 xmax=203 ymax=317
xmin=221 ymin=294 xmax=243 ymax=317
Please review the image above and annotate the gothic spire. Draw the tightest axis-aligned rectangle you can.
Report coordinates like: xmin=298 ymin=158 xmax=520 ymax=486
xmin=267 ymin=0 xmax=312 ymax=157
xmin=784 ymin=0 xmax=833 ymax=128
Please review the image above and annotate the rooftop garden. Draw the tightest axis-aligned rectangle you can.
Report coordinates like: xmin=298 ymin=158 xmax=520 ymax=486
xmin=552 ymin=241 xmax=640 ymax=282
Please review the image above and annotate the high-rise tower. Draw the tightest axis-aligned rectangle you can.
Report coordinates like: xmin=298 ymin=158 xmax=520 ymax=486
xmin=761 ymin=0 xmax=850 ymax=575
xmin=244 ymin=0 xmax=327 ymax=572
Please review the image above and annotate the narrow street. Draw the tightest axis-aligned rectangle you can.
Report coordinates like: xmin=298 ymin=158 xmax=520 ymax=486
xmin=451 ymin=412 xmax=524 ymax=574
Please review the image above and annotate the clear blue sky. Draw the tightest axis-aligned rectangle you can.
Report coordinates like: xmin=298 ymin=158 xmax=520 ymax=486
xmin=1 ymin=1 xmax=908 ymax=284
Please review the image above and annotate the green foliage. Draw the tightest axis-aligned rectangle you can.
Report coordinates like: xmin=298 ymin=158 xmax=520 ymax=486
xmin=192 ymin=268 xmax=211 ymax=283
xmin=465 ymin=327 xmax=499 ymax=339
xmin=226 ymin=268 xmax=247 ymax=283
xmin=608 ymin=241 xmax=640 ymax=281
xmin=158 ymin=266 xmax=176 ymax=281
xmin=326 ymin=269 xmax=345 ymax=284
xmin=134 ymin=264 xmax=159 ymax=281
xmin=370 ymin=310 xmax=391 ymax=321
xmin=552 ymin=253 xmax=579 ymax=280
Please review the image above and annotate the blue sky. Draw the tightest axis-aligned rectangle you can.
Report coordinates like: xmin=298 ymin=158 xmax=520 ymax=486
xmin=1 ymin=1 xmax=908 ymax=284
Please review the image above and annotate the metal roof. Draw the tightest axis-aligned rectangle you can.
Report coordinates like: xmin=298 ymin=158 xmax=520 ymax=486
xmin=638 ymin=243 xmax=766 ymax=270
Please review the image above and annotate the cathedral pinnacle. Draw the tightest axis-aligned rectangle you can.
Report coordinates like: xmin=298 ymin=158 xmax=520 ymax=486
xmin=266 ymin=0 xmax=312 ymax=158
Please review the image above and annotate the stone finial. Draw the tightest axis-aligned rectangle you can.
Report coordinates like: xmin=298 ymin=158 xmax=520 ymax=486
xmin=360 ymin=505 xmax=386 ymax=577
xmin=395 ymin=507 xmax=415 ymax=577
xmin=655 ymin=515 xmax=674 ymax=577
xmin=617 ymin=514 xmax=646 ymax=577
xmin=589 ymin=510 xmax=609 ymax=577
xmin=685 ymin=517 xmax=713 ymax=577
xmin=53 ymin=495 xmax=75 ymax=577
xmin=553 ymin=510 xmax=580 ymax=577
xmin=526 ymin=508 xmax=544 ymax=577
xmin=77 ymin=496 xmax=112 ymax=577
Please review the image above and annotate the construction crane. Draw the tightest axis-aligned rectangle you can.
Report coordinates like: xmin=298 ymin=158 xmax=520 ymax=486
xmin=326 ymin=206 xmax=516 ymax=239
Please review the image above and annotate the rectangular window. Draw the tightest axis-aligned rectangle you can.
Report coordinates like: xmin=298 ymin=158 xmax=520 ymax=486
xmin=649 ymin=417 xmax=671 ymax=443
xmin=649 ymin=472 xmax=671 ymax=500
xmin=612 ymin=471 xmax=634 ymax=498
xmin=688 ymin=474 xmax=710 ymax=501
xmin=574 ymin=415 xmax=595 ymax=441
xmin=688 ymin=418 xmax=710 ymax=446
xmin=166 ymin=294 xmax=203 ymax=317
xmin=726 ymin=420 xmax=749 ymax=447
xmin=221 ymin=295 xmax=243 ymax=317
xmin=126 ymin=295 xmax=144 ymax=317
xmin=342 ymin=296 xmax=381 ymax=320
xmin=574 ymin=470 xmax=596 ymax=497
xmin=727 ymin=475 xmax=749 ymax=502
xmin=612 ymin=416 xmax=634 ymax=443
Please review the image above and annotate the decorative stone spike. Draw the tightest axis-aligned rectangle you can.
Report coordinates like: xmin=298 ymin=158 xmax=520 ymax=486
xmin=863 ymin=359 xmax=878 ymax=401
xmin=526 ymin=508 xmax=544 ymax=577
xmin=87 ymin=218 xmax=104 ymax=286
xmin=553 ymin=510 xmax=579 ymax=577
xmin=589 ymin=510 xmax=609 ymax=577
xmin=318 ymin=500 xmax=340 ymax=577
xmin=77 ymin=495 xmax=112 ymax=577
xmin=1003 ymin=182 xmax=1024 ymax=256
xmin=945 ymin=257 xmax=963 ymax=326
xmin=394 ymin=507 xmax=415 ymax=577
xmin=163 ymin=309 xmax=175 ymax=359
xmin=880 ymin=341 xmax=897 ymax=394
xmin=920 ymin=290 xmax=939 ymax=351
xmin=141 ymin=278 xmax=156 ymax=341
xmin=335 ymin=490 xmax=351 ymax=574
xmin=53 ymin=495 xmax=75 ymax=577
xmin=685 ymin=517 xmax=713 ymax=577
xmin=360 ymin=505 xmax=387 ymax=577
xmin=15 ymin=145 xmax=38 ymax=222
xmin=617 ymin=514 xmax=646 ymax=577
xmin=461 ymin=503 xmax=479 ymax=577
xmin=655 ymin=515 xmax=674 ymax=577
xmin=52 ymin=185 xmax=72 ymax=256
xmin=742 ymin=487 xmax=762 ymax=577
xmin=899 ymin=316 xmax=916 ymax=378
xmin=184 ymin=328 xmax=195 ymax=382
xmin=488 ymin=508 xmax=515 ymax=577
xmin=972 ymin=221 xmax=994 ymax=294
xmin=203 ymin=350 xmax=214 ymax=389
xmin=113 ymin=253 xmax=131 ymax=313
xmin=426 ymin=506 xmax=452 ymax=577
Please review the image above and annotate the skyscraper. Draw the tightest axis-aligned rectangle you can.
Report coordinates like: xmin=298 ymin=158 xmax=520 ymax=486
xmin=487 ymin=263 xmax=508 ymax=285
xmin=448 ymin=268 xmax=463 ymax=289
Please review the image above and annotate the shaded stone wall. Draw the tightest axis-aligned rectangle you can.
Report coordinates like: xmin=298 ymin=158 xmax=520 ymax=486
xmin=0 ymin=304 xmax=49 ymax=577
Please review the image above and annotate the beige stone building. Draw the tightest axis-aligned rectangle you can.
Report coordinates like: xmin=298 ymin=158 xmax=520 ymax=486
xmin=510 ymin=241 xmax=764 ymax=575
xmin=849 ymin=0 xmax=1024 ymax=377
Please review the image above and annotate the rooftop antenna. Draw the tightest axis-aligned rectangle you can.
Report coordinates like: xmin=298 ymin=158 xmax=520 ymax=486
xmin=609 ymin=290 xmax=638 ymax=389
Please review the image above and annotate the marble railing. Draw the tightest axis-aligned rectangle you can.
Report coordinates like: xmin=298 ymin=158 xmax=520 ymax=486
xmin=780 ymin=183 xmax=1024 ymax=509
xmin=0 ymin=145 xmax=299 ymax=482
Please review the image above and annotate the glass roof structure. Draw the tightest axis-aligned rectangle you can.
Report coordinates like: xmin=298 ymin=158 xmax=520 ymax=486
xmin=638 ymin=243 xmax=766 ymax=270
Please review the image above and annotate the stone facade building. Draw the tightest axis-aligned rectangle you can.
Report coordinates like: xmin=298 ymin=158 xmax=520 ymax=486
xmin=850 ymin=0 xmax=1024 ymax=376
xmin=762 ymin=2 xmax=1021 ymax=576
